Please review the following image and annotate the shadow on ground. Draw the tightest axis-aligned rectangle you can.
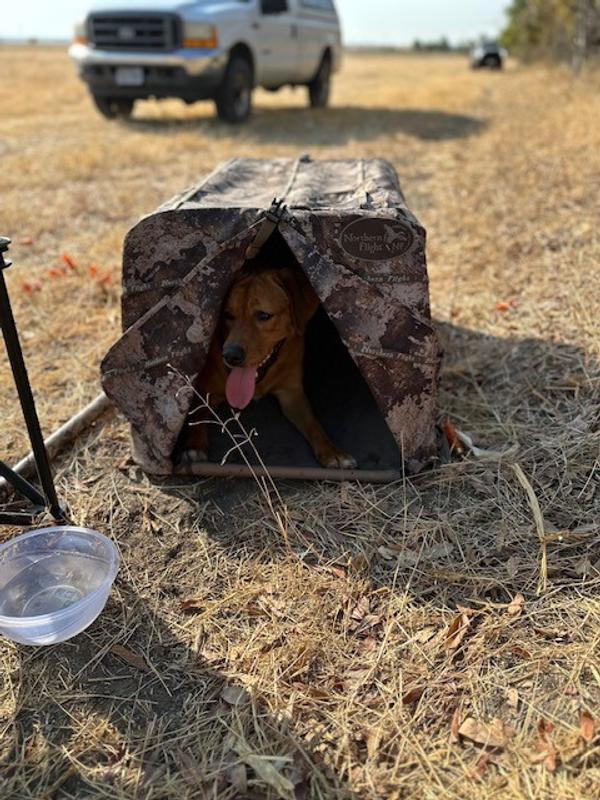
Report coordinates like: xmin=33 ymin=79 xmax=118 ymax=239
xmin=128 ymin=106 xmax=486 ymax=144
xmin=2 ymin=579 xmax=357 ymax=799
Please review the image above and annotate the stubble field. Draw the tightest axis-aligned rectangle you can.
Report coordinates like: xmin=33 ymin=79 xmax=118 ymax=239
xmin=0 ymin=47 xmax=599 ymax=799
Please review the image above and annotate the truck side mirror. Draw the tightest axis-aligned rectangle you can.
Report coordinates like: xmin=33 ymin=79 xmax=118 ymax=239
xmin=260 ymin=0 xmax=288 ymax=14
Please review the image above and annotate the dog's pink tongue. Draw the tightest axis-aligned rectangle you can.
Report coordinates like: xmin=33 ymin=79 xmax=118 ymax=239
xmin=226 ymin=367 xmax=257 ymax=410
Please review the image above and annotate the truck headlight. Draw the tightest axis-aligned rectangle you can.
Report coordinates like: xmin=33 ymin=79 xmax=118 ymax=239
xmin=183 ymin=24 xmax=218 ymax=49
xmin=73 ymin=20 xmax=88 ymax=45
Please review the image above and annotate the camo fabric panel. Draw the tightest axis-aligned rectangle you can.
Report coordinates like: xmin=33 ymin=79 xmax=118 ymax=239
xmin=121 ymin=208 xmax=262 ymax=330
xmin=279 ymin=219 xmax=440 ymax=469
xmin=102 ymin=226 xmax=261 ymax=472
xmin=101 ymin=157 xmax=441 ymax=475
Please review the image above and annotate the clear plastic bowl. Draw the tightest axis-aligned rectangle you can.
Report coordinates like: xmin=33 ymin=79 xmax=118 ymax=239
xmin=0 ymin=526 xmax=119 ymax=646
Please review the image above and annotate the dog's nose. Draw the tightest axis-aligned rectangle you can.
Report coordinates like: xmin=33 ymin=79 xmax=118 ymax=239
xmin=223 ymin=344 xmax=246 ymax=367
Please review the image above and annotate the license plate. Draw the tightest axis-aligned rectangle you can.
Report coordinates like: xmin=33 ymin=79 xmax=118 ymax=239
xmin=114 ymin=66 xmax=144 ymax=87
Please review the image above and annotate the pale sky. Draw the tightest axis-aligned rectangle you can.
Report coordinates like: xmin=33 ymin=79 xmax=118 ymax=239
xmin=1 ymin=0 xmax=508 ymax=45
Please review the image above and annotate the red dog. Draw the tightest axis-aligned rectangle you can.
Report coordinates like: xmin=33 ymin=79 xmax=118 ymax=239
xmin=179 ymin=264 xmax=356 ymax=468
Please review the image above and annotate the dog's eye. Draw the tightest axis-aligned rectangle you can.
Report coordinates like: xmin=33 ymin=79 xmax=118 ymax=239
xmin=224 ymin=311 xmax=235 ymax=321
xmin=256 ymin=311 xmax=273 ymax=322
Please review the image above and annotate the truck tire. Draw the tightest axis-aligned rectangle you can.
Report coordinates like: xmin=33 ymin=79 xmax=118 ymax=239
xmin=483 ymin=54 xmax=502 ymax=69
xmin=92 ymin=95 xmax=135 ymax=120
xmin=215 ymin=56 xmax=253 ymax=124
xmin=307 ymin=55 xmax=331 ymax=108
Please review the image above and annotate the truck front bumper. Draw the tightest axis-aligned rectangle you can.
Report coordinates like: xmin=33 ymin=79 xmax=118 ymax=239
xmin=69 ymin=43 xmax=227 ymax=100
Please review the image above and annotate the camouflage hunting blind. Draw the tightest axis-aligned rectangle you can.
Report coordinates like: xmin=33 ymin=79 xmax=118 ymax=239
xmin=101 ymin=157 xmax=441 ymax=481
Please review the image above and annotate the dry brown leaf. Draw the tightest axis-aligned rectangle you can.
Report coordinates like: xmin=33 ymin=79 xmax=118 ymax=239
xmin=358 ymin=636 xmax=379 ymax=653
xmin=260 ymin=633 xmax=286 ymax=654
xmin=450 ymin=707 xmax=462 ymax=743
xmin=376 ymin=541 xmax=404 ymax=553
xmin=506 ymin=688 xmax=519 ymax=710
xmin=580 ymin=710 xmax=596 ymax=744
xmin=456 ymin=604 xmax=478 ymax=617
xmin=343 ymin=668 xmax=371 ymax=687
xmin=323 ymin=564 xmax=347 ymax=579
xmin=175 ymin=749 xmax=205 ymax=789
xmin=402 ymin=686 xmax=425 ymax=705
xmin=292 ymin=683 xmax=330 ymax=700
xmin=511 ymin=644 xmax=532 ymax=659
xmin=180 ymin=598 xmax=204 ymax=612
xmin=110 ymin=644 xmax=151 ymax=673
xmin=532 ymin=718 xmax=558 ymax=772
xmin=349 ymin=596 xmax=383 ymax=631
xmin=469 ymin=752 xmax=492 ymax=779
xmin=350 ymin=596 xmax=369 ymax=620
xmin=246 ymin=594 xmax=286 ymax=619
xmin=458 ymin=717 xmax=515 ymax=749
xmin=507 ymin=593 xmax=525 ymax=617
xmin=543 ymin=748 xmax=557 ymax=773
xmin=445 ymin=613 xmax=471 ymax=650
xmin=349 ymin=553 xmax=370 ymax=574
xmin=245 ymin=602 xmax=267 ymax=617
xmin=531 ymin=743 xmax=557 ymax=772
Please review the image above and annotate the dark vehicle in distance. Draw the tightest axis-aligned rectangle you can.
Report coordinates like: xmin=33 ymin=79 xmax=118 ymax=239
xmin=470 ymin=41 xmax=505 ymax=69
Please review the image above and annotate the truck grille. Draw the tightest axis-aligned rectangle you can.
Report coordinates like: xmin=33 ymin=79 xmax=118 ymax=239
xmin=88 ymin=13 xmax=180 ymax=52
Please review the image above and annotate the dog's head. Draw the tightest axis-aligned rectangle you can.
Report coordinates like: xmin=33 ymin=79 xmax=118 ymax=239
xmin=219 ymin=266 xmax=319 ymax=410
xmin=221 ymin=266 xmax=318 ymax=369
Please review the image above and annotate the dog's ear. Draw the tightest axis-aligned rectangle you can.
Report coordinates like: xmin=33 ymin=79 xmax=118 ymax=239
xmin=277 ymin=268 xmax=319 ymax=333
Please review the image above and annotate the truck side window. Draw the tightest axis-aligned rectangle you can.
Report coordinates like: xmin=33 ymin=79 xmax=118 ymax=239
xmin=260 ymin=0 xmax=289 ymax=14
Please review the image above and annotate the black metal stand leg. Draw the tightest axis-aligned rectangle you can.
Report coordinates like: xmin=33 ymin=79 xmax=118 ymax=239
xmin=0 ymin=236 xmax=64 ymax=521
xmin=0 ymin=460 xmax=47 ymax=508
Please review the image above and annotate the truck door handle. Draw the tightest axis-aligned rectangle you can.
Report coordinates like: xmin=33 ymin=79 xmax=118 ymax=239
xmin=252 ymin=22 xmax=260 ymax=29
xmin=291 ymin=24 xmax=298 ymax=38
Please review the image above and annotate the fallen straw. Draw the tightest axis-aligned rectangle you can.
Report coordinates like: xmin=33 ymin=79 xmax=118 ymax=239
xmin=511 ymin=462 xmax=548 ymax=595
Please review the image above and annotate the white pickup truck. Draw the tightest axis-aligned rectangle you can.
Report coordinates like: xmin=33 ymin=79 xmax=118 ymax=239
xmin=69 ymin=0 xmax=342 ymax=123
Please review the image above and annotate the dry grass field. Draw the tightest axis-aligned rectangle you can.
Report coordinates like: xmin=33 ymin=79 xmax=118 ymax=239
xmin=1 ymin=46 xmax=600 ymax=799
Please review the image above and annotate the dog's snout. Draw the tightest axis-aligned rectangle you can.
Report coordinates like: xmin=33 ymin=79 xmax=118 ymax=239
xmin=223 ymin=344 xmax=246 ymax=367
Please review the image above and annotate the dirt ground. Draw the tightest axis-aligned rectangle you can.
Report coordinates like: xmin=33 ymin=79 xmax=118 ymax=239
xmin=1 ymin=47 xmax=599 ymax=799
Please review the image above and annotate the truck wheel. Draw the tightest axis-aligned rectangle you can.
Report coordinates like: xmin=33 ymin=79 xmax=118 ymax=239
xmin=92 ymin=95 xmax=135 ymax=120
xmin=307 ymin=55 xmax=331 ymax=108
xmin=215 ymin=56 xmax=253 ymax=124
xmin=483 ymin=55 xmax=502 ymax=69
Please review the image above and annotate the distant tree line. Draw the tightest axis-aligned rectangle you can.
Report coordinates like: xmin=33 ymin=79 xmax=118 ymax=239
xmin=501 ymin=0 xmax=600 ymax=66
xmin=411 ymin=37 xmax=474 ymax=54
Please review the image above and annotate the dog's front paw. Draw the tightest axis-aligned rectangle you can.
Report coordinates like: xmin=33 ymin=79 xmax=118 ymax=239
xmin=317 ymin=448 xmax=357 ymax=470
xmin=177 ymin=448 xmax=208 ymax=465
